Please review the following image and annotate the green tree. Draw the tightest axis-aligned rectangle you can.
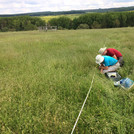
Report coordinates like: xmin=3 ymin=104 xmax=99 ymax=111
xmin=48 ymin=18 xmax=58 ymax=26
xmin=24 ymin=23 xmax=37 ymax=31
xmin=57 ymin=17 xmax=72 ymax=29
xmin=91 ymin=21 xmax=101 ymax=29
xmin=77 ymin=24 xmax=89 ymax=29
xmin=0 ymin=16 xmax=45 ymax=32
xmin=126 ymin=12 xmax=134 ymax=27
xmin=119 ymin=13 xmax=127 ymax=27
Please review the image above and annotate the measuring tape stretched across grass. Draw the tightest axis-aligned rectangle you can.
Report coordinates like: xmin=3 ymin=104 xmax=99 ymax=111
xmin=71 ymin=73 xmax=95 ymax=134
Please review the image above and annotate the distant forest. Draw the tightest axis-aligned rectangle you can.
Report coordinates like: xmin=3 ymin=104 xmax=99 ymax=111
xmin=0 ymin=6 xmax=134 ymax=17
xmin=49 ymin=12 xmax=134 ymax=30
xmin=0 ymin=16 xmax=45 ymax=32
xmin=0 ymin=7 xmax=134 ymax=32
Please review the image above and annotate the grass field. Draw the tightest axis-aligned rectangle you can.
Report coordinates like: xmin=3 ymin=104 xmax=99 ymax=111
xmin=0 ymin=28 xmax=134 ymax=134
xmin=40 ymin=14 xmax=80 ymax=22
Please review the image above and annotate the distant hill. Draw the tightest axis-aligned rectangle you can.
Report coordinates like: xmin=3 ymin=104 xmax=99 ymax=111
xmin=0 ymin=6 xmax=134 ymax=17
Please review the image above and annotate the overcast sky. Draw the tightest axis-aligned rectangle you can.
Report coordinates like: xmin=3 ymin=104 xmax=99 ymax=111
xmin=0 ymin=0 xmax=134 ymax=14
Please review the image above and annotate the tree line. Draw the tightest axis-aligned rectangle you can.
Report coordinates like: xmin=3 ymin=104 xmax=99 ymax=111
xmin=0 ymin=12 xmax=134 ymax=32
xmin=0 ymin=16 xmax=45 ymax=32
xmin=48 ymin=12 xmax=134 ymax=30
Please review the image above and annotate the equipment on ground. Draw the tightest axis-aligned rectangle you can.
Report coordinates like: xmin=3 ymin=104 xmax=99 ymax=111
xmin=114 ymin=78 xmax=134 ymax=90
xmin=105 ymin=72 xmax=121 ymax=81
xmin=105 ymin=72 xmax=134 ymax=90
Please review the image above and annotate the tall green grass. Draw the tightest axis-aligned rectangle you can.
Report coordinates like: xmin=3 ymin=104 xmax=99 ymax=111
xmin=0 ymin=28 xmax=134 ymax=134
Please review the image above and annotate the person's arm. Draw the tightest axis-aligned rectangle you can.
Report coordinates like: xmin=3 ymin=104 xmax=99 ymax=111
xmin=99 ymin=63 xmax=104 ymax=69
xmin=100 ymin=66 xmax=108 ymax=74
xmin=99 ymin=63 xmax=108 ymax=73
xmin=100 ymin=68 xmax=103 ymax=74
xmin=100 ymin=66 xmax=108 ymax=70
xmin=113 ymin=54 xmax=117 ymax=60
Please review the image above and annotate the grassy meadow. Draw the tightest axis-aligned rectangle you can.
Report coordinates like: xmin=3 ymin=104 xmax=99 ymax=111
xmin=0 ymin=28 xmax=134 ymax=134
xmin=40 ymin=14 xmax=80 ymax=22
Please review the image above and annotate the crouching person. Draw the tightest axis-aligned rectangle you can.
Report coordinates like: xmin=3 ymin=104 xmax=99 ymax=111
xmin=98 ymin=47 xmax=124 ymax=67
xmin=95 ymin=55 xmax=120 ymax=74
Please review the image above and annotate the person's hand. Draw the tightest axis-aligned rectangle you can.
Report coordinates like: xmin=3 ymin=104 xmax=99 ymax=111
xmin=113 ymin=55 xmax=117 ymax=60
xmin=99 ymin=66 xmax=102 ymax=69
xmin=100 ymin=69 xmax=103 ymax=74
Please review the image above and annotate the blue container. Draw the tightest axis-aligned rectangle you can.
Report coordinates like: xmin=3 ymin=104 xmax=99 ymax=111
xmin=120 ymin=78 xmax=134 ymax=89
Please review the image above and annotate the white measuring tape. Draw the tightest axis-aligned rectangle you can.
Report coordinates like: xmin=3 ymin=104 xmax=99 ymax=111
xmin=71 ymin=73 xmax=95 ymax=134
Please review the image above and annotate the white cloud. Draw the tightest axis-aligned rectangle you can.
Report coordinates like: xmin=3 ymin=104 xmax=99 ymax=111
xmin=0 ymin=0 xmax=134 ymax=14
xmin=113 ymin=1 xmax=134 ymax=7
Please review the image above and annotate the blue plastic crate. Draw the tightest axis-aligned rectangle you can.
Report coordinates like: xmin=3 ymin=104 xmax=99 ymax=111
xmin=114 ymin=78 xmax=134 ymax=90
xmin=120 ymin=78 xmax=134 ymax=89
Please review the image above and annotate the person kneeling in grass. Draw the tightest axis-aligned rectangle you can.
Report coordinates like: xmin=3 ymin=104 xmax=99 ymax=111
xmin=98 ymin=47 xmax=124 ymax=67
xmin=95 ymin=55 xmax=120 ymax=74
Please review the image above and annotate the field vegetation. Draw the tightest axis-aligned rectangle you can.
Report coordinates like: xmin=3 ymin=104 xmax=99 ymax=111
xmin=40 ymin=14 xmax=80 ymax=22
xmin=0 ymin=28 xmax=134 ymax=133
